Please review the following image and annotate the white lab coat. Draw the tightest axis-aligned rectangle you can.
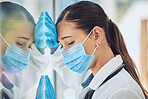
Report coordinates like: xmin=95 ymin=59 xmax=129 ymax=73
xmin=1 ymin=45 xmax=146 ymax=99
xmin=50 ymin=47 xmax=91 ymax=93
xmin=5 ymin=45 xmax=89 ymax=98
xmin=79 ymin=55 xmax=145 ymax=99
xmin=0 ymin=82 xmax=13 ymax=98
xmin=0 ymin=72 xmax=21 ymax=99
xmin=4 ymin=45 xmax=51 ymax=98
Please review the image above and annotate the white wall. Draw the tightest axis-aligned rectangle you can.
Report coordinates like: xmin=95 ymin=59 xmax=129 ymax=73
xmin=99 ymin=0 xmax=117 ymax=22
xmin=118 ymin=1 xmax=148 ymax=72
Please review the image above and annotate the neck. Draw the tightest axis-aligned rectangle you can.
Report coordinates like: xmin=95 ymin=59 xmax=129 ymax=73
xmin=90 ymin=46 xmax=114 ymax=76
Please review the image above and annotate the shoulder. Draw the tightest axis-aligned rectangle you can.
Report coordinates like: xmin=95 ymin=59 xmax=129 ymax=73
xmin=93 ymin=69 xmax=145 ymax=99
xmin=109 ymin=69 xmax=145 ymax=96
xmin=107 ymin=68 xmax=142 ymax=90
xmin=108 ymin=88 xmax=144 ymax=99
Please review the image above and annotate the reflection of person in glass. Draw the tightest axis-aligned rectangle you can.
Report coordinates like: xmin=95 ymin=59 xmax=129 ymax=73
xmin=0 ymin=1 xmax=35 ymax=98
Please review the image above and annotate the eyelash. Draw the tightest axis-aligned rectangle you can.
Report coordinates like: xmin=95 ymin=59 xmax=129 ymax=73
xmin=68 ymin=41 xmax=75 ymax=45
xmin=29 ymin=46 xmax=32 ymax=49
xmin=60 ymin=41 xmax=75 ymax=49
xmin=16 ymin=42 xmax=23 ymax=46
xmin=16 ymin=42 xmax=32 ymax=49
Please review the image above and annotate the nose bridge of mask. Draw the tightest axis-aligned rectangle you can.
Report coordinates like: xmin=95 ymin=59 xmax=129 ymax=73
xmin=0 ymin=33 xmax=10 ymax=47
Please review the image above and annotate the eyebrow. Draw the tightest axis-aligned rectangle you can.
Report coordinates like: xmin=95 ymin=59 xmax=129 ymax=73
xmin=18 ymin=37 xmax=35 ymax=43
xmin=61 ymin=36 xmax=72 ymax=40
xmin=57 ymin=36 xmax=72 ymax=43
xmin=18 ymin=37 xmax=29 ymax=40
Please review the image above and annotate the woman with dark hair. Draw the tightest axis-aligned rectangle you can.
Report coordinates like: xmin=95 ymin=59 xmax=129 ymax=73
xmin=0 ymin=1 xmax=36 ymax=98
xmin=55 ymin=1 xmax=148 ymax=99
xmin=0 ymin=1 xmax=51 ymax=99
xmin=0 ymin=1 xmax=35 ymax=73
xmin=36 ymin=1 xmax=148 ymax=99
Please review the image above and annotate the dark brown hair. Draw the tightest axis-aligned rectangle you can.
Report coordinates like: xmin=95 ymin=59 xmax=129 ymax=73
xmin=56 ymin=1 xmax=148 ymax=98
xmin=0 ymin=1 xmax=35 ymax=35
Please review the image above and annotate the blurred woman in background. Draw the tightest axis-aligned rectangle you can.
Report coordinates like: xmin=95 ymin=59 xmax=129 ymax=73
xmin=0 ymin=1 xmax=35 ymax=98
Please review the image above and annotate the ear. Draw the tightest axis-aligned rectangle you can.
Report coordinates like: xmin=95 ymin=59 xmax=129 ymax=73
xmin=92 ymin=26 xmax=104 ymax=46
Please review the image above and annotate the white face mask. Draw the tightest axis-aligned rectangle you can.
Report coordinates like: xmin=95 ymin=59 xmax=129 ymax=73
xmin=61 ymin=29 xmax=98 ymax=73
xmin=0 ymin=33 xmax=30 ymax=74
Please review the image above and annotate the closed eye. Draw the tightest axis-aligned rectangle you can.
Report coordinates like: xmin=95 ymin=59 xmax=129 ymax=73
xmin=60 ymin=41 xmax=75 ymax=49
xmin=68 ymin=41 xmax=75 ymax=46
xmin=16 ymin=42 xmax=23 ymax=46
xmin=16 ymin=42 xmax=33 ymax=50
xmin=29 ymin=46 xmax=32 ymax=50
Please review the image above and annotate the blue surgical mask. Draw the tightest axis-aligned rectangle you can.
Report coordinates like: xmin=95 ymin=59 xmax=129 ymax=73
xmin=62 ymin=30 xmax=98 ymax=73
xmin=0 ymin=34 xmax=30 ymax=74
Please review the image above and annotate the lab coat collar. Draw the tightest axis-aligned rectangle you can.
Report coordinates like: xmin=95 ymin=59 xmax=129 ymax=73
xmin=88 ymin=55 xmax=123 ymax=90
xmin=1 ymin=72 xmax=14 ymax=90
xmin=81 ymin=73 xmax=94 ymax=89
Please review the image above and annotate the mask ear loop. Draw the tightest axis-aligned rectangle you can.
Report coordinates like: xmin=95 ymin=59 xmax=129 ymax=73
xmin=92 ymin=44 xmax=99 ymax=55
xmin=0 ymin=33 xmax=10 ymax=47
xmin=81 ymin=29 xmax=93 ymax=45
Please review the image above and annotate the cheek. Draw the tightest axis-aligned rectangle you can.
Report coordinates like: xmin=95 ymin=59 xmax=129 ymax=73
xmin=1 ymin=42 xmax=7 ymax=56
xmin=1 ymin=35 xmax=16 ymax=55
xmin=83 ymin=39 xmax=96 ymax=55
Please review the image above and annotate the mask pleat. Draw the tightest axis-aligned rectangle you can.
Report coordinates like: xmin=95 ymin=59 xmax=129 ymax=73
xmin=1 ymin=44 xmax=30 ymax=74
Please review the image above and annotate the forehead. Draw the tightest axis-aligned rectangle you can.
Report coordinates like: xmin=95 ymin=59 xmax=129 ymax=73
xmin=14 ymin=21 xmax=34 ymax=37
xmin=57 ymin=21 xmax=86 ymax=39
xmin=57 ymin=21 xmax=76 ymax=36
xmin=5 ymin=21 xmax=34 ymax=38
